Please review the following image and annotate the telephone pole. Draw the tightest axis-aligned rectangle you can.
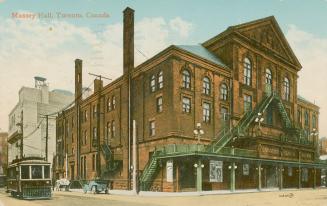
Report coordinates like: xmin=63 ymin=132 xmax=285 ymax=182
xmin=45 ymin=115 xmax=48 ymax=161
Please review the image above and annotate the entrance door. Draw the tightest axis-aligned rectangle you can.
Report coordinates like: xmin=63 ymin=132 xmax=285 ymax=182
xmin=266 ymin=166 xmax=278 ymax=188
xmin=179 ymin=162 xmax=196 ymax=191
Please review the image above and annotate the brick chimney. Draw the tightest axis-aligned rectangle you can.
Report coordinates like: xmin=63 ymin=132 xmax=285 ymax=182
xmin=94 ymin=79 xmax=103 ymax=93
xmin=123 ymin=7 xmax=134 ymax=74
xmin=75 ymin=59 xmax=83 ymax=100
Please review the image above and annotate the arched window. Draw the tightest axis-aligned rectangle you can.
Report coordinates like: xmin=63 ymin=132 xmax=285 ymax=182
xmin=283 ymin=77 xmax=290 ymax=101
xmin=243 ymin=57 xmax=252 ymax=86
xmin=265 ymin=68 xmax=272 ymax=94
xmin=158 ymin=71 xmax=163 ymax=89
xmin=220 ymin=83 xmax=228 ymax=101
xmin=203 ymin=77 xmax=211 ymax=95
xmin=182 ymin=70 xmax=191 ymax=89
xmin=150 ymin=74 xmax=156 ymax=92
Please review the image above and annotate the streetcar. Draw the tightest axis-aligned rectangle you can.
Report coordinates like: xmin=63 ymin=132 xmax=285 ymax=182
xmin=6 ymin=157 xmax=52 ymax=199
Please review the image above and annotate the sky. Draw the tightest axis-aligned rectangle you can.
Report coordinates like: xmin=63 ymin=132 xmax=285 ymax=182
xmin=0 ymin=0 xmax=327 ymax=138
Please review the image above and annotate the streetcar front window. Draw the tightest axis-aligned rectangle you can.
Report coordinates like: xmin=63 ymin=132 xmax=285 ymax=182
xmin=44 ymin=166 xmax=50 ymax=179
xmin=21 ymin=166 xmax=30 ymax=179
xmin=31 ymin=165 xmax=42 ymax=179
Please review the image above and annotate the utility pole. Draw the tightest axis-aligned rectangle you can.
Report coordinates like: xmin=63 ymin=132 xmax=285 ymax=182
xmin=45 ymin=115 xmax=48 ymax=161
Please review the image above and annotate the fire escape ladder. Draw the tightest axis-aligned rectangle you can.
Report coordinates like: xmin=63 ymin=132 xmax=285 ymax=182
xmin=274 ymin=96 xmax=292 ymax=129
xmin=100 ymin=144 xmax=119 ymax=174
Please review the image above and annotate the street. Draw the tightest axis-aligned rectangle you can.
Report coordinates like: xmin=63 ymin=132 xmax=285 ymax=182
xmin=1 ymin=188 xmax=327 ymax=206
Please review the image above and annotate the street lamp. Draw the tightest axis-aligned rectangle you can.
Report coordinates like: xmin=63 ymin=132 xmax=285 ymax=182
xmin=254 ymin=112 xmax=264 ymax=136
xmin=311 ymin=128 xmax=319 ymax=157
xmin=193 ymin=123 xmax=204 ymax=144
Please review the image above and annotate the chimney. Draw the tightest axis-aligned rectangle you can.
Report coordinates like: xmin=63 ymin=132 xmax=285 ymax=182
xmin=94 ymin=79 xmax=103 ymax=93
xmin=75 ymin=59 xmax=83 ymax=101
xmin=123 ymin=7 xmax=134 ymax=74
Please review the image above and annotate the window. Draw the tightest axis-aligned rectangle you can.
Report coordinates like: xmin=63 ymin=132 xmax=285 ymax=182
xmin=220 ymin=107 xmax=228 ymax=121
xmin=220 ymin=83 xmax=228 ymax=101
xmin=283 ymin=77 xmax=290 ymax=101
xmin=150 ymin=75 xmax=156 ymax=92
xmin=31 ymin=165 xmax=42 ymax=179
xmin=312 ymin=114 xmax=317 ymax=129
xmin=304 ymin=111 xmax=309 ymax=127
xmin=107 ymin=97 xmax=111 ymax=112
xmin=21 ymin=165 xmax=30 ymax=179
xmin=93 ymin=105 xmax=97 ymax=118
xmin=111 ymin=121 xmax=115 ymax=138
xmin=106 ymin=122 xmax=111 ymax=140
xmin=84 ymin=110 xmax=88 ymax=122
xmin=156 ymin=96 xmax=163 ymax=113
xmin=203 ymin=102 xmax=211 ymax=123
xmin=182 ymin=70 xmax=191 ymax=89
xmin=44 ymin=166 xmax=50 ymax=179
xmin=266 ymin=105 xmax=273 ymax=125
xmin=297 ymin=109 xmax=302 ymax=125
xmin=112 ymin=96 xmax=116 ymax=110
xmin=93 ymin=127 xmax=97 ymax=140
xmin=265 ymin=68 xmax=272 ymax=93
xmin=244 ymin=94 xmax=252 ymax=112
xmin=182 ymin=97 xmax=191 ymax=113
xmin=158 ymin=71 xmax=163 ymax=89
xmin=150 ymin=121 xmax=155 ymax=136
xmin=203 ymin=77 xmax=211 ymax=95
xmin=243 ymin=57 xmax=252 ymax=86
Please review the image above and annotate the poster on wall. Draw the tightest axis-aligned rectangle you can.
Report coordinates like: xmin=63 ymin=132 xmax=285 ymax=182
xmin=166 ymin=160 xmax=173 ymax=182
xmin=209 ymin=160 xmax=223 ymax=182
xmin=243 ymin=164 xmax=249 ymax=175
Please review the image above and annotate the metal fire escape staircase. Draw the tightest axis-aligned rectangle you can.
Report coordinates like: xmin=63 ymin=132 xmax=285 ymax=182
xmin=207 ymin=92 xmax=277 ymax=153
xmin=100 ymin=144 xmax=120 ymax=175
xmin=139 ymin=150 xmax=161 ymax=191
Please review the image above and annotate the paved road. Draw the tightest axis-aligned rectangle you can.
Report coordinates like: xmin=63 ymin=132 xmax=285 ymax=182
xmin=1 ymin=188 xmax=327 ymax=206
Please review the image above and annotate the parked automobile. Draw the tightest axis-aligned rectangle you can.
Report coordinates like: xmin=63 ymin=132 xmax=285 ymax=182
xmin=83 ymin=180 xmax=108 ymax=194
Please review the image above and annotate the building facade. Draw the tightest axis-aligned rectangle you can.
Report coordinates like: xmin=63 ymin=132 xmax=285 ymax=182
xmin=0 ymin=132 xmax=8 ymax=175
xmin=8 ymin=77 xmax=74 ymax=167
xmin=54 ymin=8 xmax=325 ymax=192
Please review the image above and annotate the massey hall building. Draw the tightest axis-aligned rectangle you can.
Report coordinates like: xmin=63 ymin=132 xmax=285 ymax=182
xmin=53 ymin=7 xmax=327 ymax=192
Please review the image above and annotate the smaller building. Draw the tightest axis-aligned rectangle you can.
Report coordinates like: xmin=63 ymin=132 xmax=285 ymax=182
xmin=7 ymin=77 xmax=74 ymax=167
xmin=0 ymin=132 xmax=8 ymax=175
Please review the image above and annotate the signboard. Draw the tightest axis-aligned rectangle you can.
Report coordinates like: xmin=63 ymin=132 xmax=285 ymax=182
xmin=243 ymin=164 xmax=249 ymax=175
xmin=166 ymin=160 xmax=173 ymax=182
xmin=209 ymin=160 xmax=223 ymax=182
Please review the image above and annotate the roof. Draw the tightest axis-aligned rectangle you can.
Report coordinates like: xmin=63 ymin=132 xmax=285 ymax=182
xmin=297 ymin=95 xmax=317 ymax=106
xmin=51 ymin=89 xmax=74 ymax=96
xmin=175 ymin=45 xmax=228 ymax=68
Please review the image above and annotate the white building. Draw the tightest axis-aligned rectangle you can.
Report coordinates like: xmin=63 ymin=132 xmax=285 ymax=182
xmin=8 ymin=77 xmax=74 ymax=166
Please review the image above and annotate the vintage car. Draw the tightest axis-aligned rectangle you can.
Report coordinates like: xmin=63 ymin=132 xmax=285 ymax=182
xmin=83 ymin=180 xmax=108 ymax=194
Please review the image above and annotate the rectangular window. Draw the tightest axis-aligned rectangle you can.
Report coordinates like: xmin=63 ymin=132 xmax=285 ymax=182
xmin=31 ymin=165 xmax=42 ymax=179
xmin=85 ymin=110 xmax=88 ymax=122
xmin=93 ymin=105 xmax=97 ymax=118
xmin=297 ymin=110 xmax=302 ymax=125
xmin=203 ymin=102 xmax=211 ymax=123
xmin=150 ymin=121 xmax=155 ymax=136
xmin=84 ymin=130 xmax=87 ymax=145
xmin=243 ymin=94 xmax=252 ymax=112
xmin=150 ymin=75 xmax=156 ymax=92
xmin=158 ymin=71 xmax=163 ymax=89
xmin=220 ymin=107 xmax=228 ymax=121
xmin=182 ymin=97 xmax=191 ymax=113
xmin=106 ymin=122 xmax=111 ymax=140
xmin=107 ymin=97 xmax=111 ymax=112
xmin=21 ymin=165 xmax=30 ymax=179
xmin=112 ymin=96 xmax=116 ymax=110
xmin=157 ymin=96 xmax=163 ymax=113
xmin=112 ymin=121 xmax=115 ymax=138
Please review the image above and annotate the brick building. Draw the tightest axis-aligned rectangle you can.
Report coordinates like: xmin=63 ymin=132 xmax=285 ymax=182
xmin=54 ymin=7 xmax=326 ymax=192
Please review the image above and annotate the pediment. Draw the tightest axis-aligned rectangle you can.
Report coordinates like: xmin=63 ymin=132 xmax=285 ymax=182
xmin=232 ymin=17 xmax=302 ymax=68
